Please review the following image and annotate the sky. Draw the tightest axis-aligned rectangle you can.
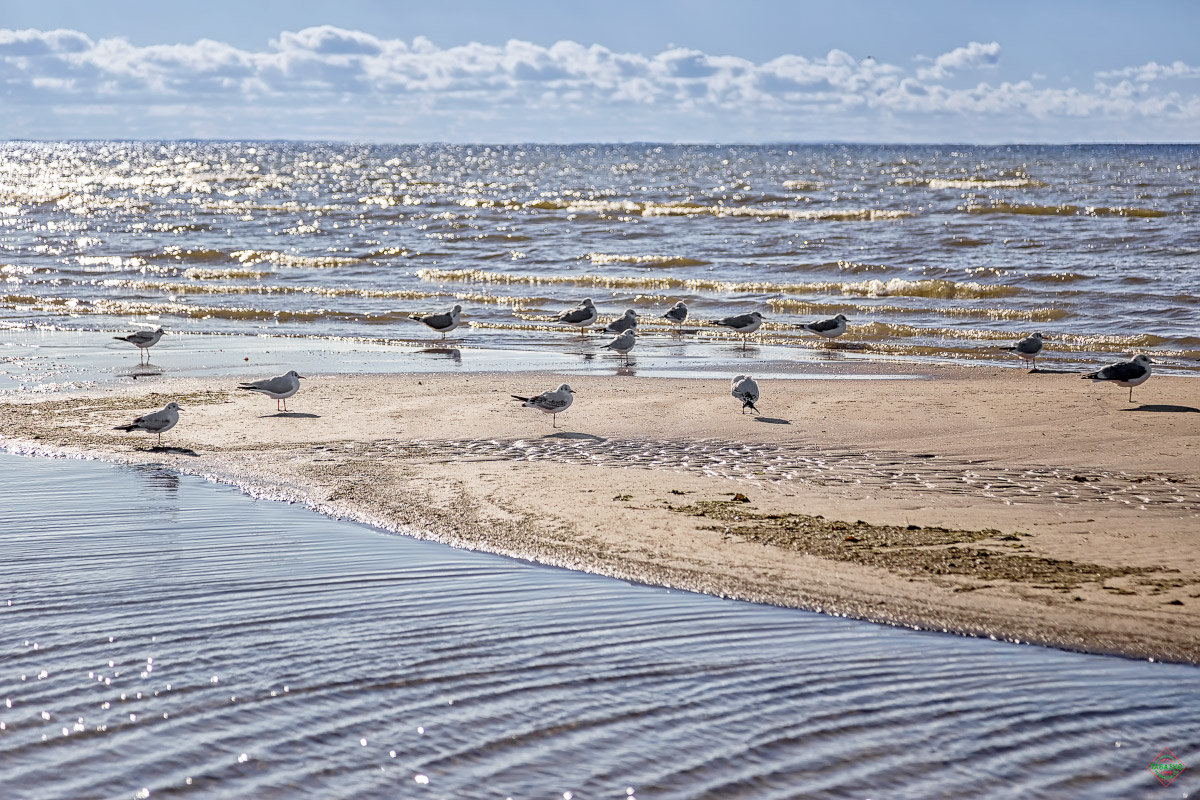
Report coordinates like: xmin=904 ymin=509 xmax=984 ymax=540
xmin=1 ymin=0 xmax=1198 ymax=143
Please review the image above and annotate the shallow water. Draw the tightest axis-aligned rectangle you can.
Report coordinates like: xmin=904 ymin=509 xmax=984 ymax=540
xmin=1 ymin=453 xmax=1197 ymax=799
xmin=2 ymin=142 xmax=1197 ymax=373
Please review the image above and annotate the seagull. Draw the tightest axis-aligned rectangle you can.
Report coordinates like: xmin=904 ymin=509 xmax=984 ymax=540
xmin=731 ymin=375 xmax=760 ymax=414
xmin=512 ymin=383 xmax=575 ymax=428
xmin=801 ymin=314 xmax=849 ymax=341
xmin=662 ymin=301 xmax=688 ymax=330
xmin=1083 ymin=354 xmax=1153 ymax=402
xmin=1008 ymin=332 xmax=1044 ymax=368
xmin=410 ymin=304 xmax=462 ymax=339
xmin=554 ymin=298 xmax=598 ymax=334
xmin=601 ymin=309 xmax=639 ymax=334
xmin=714 ymin=311 xmax=765 ymax=350
xmin=603 ymin=329 xmax=637 ymax=365
xmin=113 ymin=327 xmax=166 ymax=363
xmin=238 ymin=370 xmax=304 ymax=412
xmin=113 ymin=401 xmax=181 ymax=447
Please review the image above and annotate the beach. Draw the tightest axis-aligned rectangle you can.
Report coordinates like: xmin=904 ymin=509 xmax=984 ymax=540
xmin=4 ymin=363 xmax=1197 ymax=664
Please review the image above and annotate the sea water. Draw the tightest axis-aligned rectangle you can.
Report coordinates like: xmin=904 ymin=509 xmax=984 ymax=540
xmin=0 ymin=453 xmax=1196 ymax=799
xmin=1 ymin=142 xmax=1197 ymax=373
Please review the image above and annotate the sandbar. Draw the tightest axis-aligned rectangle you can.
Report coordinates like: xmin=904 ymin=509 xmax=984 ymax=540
xmin=1 ymin=364 xmax=1198 ymax=663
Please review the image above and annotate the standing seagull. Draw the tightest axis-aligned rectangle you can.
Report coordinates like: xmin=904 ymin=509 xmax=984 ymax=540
xmin=801 ymin=314 xmax=849 ymax=341
xmin=1007 ymin=331 xmax=1044 ymax=368
xmin=113 ymin=327 xmax=166 ymax=363
xmin=1083 ymin=354 xmax=1153 ymax=402
xmin=603 ymin=329 xmax=637 ymax=365
xmin=410 ymin=304 xmax=463 ymax=339
xmin=238 ymin=370 xmax=304 ymax=412
xmin=662 ymin=301 xmax=689 ymax=331
xmin=601 ymin=309 xmax=639 ymax=335
xmin=554 ymin=298 xmax=598 ymax=334
xmin=113 ymin=401 xmax=181 ymax=447
xmin=731 ymin=375 xmax=760 ymax=414
xmin=512 ymin=383 xmax=575 ymax=428
xmin=714 ymin=311 xmax=765 ymax=350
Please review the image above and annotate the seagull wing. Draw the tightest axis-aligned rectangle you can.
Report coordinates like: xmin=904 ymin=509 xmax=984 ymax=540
xmin=1091 ymin=361 xmax=1145 ymax=381
xmin=806 ymin=318 xmax=840 ymax=333
xmin=239 ymin=375 xmax=293 ymax=394
xmin=415 ymin=311 xmax=455 ymax=329
xmin=556 ymin=307 xmax=592 ymax=324
xmin=717 ymin=313 xmax=754 ymax=328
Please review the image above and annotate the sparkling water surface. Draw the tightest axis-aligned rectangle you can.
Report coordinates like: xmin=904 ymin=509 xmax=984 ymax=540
xmin=2 ymin=142 xmax=1197 ymax=373
xmin=1 ymin=453 xmax=1196 ymax=800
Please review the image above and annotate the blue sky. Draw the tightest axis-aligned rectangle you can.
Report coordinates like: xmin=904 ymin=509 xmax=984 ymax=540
xmin=2 ymin=0 xmax=1197 ymax=142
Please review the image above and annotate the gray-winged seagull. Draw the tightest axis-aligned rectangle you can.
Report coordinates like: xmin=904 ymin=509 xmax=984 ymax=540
xmin=512 ymin=383 xmax=575 ymax=428
xmin=1083 ymin=354 xmax=1153 ymax=402
xmin=114 ymin=401 xmax=181 ymax=446
xmin=238 ymin=370 xmax=304 ymax=412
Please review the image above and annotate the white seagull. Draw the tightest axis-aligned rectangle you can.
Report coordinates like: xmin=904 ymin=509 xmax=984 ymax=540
xmin=1008 ymin=331 xmax=1044 ymax=368
xmin=731 ymin=375 xmax=760 ymax=414
xmin=1083 ymin=354 xmax=1153 ymax=402
xmin=601 ymin=309 xmax=639 ymax=334
xmin=662 ymin=301 xmax=688 ymax=329
xmin=714 ymin=311 xmax=765 ymax=350
xmin=113 ymin=401 xmax=181 ymax=447
xmin=801 ymin=314 xmax=849 ymax=340
xmin=114 ymin=327 xmax=166 ymax=363
xmin=238 ymin=370 xmax=304 ymax=412
xmin=603 ymin=329 xmax=637 ymax=365
xmin=410 ymin=304 xmax=463 ymax=338
xmin=512 ymin=383 xmax=575 ymax=428
xmin=554 ymin=298 xmax=598 ymax=333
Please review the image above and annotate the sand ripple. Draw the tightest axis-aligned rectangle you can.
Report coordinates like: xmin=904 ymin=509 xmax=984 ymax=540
xmin=380 ymin=437 xmax=1200 ymax=512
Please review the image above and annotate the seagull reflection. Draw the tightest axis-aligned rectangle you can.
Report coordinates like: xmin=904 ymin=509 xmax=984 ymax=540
xmin=421 ymin=347 xmax=462 ymax=364
xmin=128 ymin=465 xmax=180 ymax=492
xmin=123 ymin=363 xmax=165 ymax=380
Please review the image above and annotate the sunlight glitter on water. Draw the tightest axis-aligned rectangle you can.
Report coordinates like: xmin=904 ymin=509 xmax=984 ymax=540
xmin=1 ymin=453 xmax=1197 ymax=799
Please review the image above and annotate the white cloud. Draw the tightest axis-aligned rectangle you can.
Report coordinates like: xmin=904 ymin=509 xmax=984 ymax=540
xmin=0 ymin=27 xmax=1196 ymax=142
xmin=1095 ymin=60 xmax=1200 ymax=82
xmin=916 ymin=41 xmax=1001 ymax=80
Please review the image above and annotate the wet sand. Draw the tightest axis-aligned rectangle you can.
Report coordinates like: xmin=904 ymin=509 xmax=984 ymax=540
xmin=2 ymin=365 xmax=1198 ymax=663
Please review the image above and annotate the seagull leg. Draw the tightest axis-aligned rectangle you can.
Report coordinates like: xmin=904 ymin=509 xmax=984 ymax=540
xmin=1129 ymin=387 xmax=1134 ymax=403
xmin=552 ymin=413 xmax=558 ymax=429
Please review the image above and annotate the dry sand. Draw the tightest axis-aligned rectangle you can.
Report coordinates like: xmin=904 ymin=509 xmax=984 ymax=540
xmin=2 ymin=365 xmax=1198 ymax=663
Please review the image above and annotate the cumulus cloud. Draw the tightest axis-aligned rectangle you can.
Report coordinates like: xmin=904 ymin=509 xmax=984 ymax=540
xmin=1095 ymin=60 xmax=1200 ymax=82
xmin=916 ymin=41 xmax=1001 ymax=80
xmin=0 ymin=26 xmax=1196 ymax=142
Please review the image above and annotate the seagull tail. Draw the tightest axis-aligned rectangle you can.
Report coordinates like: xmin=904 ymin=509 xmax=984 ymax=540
xmin=236 ymin=384 xmax=258 ymax=390
xmin=511 ymin=395 xmax=530 ymax=402
xmin=113 ymin=424 xmax=137 ymax=432
xmin=744 ymin=399 xmax=759 ymax=413
xmin=1081 ymin=371 xmax=1099 ymax=380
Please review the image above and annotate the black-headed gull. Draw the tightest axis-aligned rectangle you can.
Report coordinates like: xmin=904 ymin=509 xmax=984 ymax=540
xmin=801 ymin=314 xmax=848 ymax=340
xmin=238 ymin=370 xmax=304 ymax=412
xmin=603 ymin=329 xmax=637 ymax=365
xmin=512 ymin=383 xmax=575 ymax=428
xmin=554 ymin=298 xmax=598 ymax=334
xmin=113 ymin=327 xmax=166 ymax=363
xmin=1008 ymin=332 xmax=1044 ymax=367
xmin=410 ymin=304 xmax=463 ymax=338
xmin=731 ymin=375 xmax=760 ymax=414
xmin=1083 ymin=354 xmax=1153 ymax=402
xmin=114 ymin=401 xmax=181 ymax=446
xmin=714 ymin=311 xmax=764 ymax=350
xmin=601 ymin=309 xmax=638 ymax=334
